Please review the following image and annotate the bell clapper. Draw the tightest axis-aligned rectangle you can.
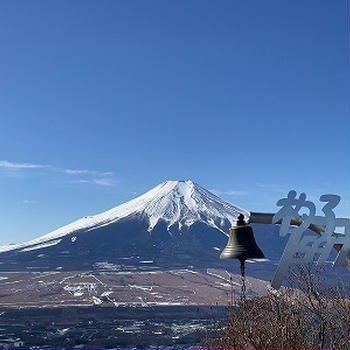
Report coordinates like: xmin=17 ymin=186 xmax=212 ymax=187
xmin=239 ymin=258 xmax=247 ymax=302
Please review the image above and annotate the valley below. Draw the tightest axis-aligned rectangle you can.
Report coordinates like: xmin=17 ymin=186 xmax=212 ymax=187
xmin=0 ymin=268 xmax=268 ymax=349
xmin=0 ymin=305 xmax=225 ymax=350
xmin=0 ymin=268 xmax=268 ymax=308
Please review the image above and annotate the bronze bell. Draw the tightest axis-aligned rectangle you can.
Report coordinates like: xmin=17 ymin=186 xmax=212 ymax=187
xmin=220 ymin=214 xmax=264 ymax=262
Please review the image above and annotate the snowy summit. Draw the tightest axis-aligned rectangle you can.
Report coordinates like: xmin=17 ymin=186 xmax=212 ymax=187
xmin=0 ymin=180 xmax=248 ymax=253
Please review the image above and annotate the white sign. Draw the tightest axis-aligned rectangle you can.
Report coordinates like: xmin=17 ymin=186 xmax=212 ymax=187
xmin=271 ymin=190 xmax=350 ymax=289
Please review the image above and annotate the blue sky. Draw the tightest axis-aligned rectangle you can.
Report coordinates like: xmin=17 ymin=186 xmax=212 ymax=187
xmin=0 ymin=0 xmax=349 ymax=245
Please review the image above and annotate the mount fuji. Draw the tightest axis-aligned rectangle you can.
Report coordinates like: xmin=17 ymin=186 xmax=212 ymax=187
xmin=0 ymin=180 xmax=347 ymax=313
xmin=0 ymin=180 xmax=284 ymax=277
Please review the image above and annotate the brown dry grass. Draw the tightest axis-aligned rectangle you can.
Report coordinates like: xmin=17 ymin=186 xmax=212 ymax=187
xmin=204 ymin=266 xmax=350 ymax=350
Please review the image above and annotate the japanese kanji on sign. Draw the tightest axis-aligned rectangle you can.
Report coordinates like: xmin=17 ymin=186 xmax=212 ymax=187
xmin=271 ymin=190 xmax=350 ymax=289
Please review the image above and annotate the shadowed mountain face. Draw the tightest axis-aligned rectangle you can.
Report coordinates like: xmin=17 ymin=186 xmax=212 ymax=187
xmin=0 ymin=220 xmax=287 ymax=281
xmin=0 ymin=180 xmax=290 ymax=281
xmin=0 ymin=215 xmax=227 ymax=270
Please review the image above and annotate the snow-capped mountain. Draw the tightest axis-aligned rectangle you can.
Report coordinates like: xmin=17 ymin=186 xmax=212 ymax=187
xmin=0 ymin=180 xmax=282 ymax=278
xmin=0 ymin=180 xmax=346 ymax=288
xmin=0 ymin=180 xmax=247 ymax=254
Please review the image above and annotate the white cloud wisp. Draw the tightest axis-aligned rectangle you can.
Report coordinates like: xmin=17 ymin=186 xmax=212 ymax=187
xmin=0 ymin=160 xmax=116 ymax=187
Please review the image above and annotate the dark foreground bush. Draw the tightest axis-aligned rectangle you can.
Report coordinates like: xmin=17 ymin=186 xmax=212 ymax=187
xmin=204 ymin=266 xmax=350 ymax=350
